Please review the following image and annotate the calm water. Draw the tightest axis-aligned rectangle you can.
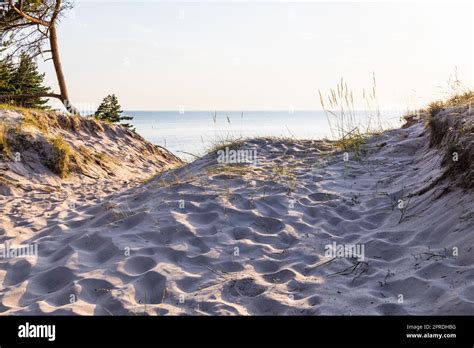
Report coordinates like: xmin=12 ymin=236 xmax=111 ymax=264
xmin=126 ymin=111 xmax=402 ymax=161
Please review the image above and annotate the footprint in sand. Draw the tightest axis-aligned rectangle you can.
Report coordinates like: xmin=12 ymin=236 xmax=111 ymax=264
xmin=123 ymin=256 xmax=157 ymax=275
xmin=252 ymin=216 xmax=285 ymax=234
xmin=27 ymin=266 xmax=75 ymax=295
xmin=3 ymin=259 xmax=32 ymax=286
xmin=133 ymin=271 xmax=167 ymax=305
xmin=263 ymin=269 xmax=296 ymax=284
xmin=228 ymin=278 xmax=266 ymax=297
xmin=308 ymin=192 xmax=339 ymax=202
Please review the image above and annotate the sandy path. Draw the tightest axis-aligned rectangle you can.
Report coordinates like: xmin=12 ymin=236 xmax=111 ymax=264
xmin=0 ymin=120 xmax=473 ymax=315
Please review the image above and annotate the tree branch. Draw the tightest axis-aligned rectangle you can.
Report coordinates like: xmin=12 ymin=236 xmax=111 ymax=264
xmin=9 ymin=0 xmax=50 ymax=27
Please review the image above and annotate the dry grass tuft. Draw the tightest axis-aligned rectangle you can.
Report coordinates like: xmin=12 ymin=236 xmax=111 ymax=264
xmin=319 ymin=75 xmax=382 ymax=159
xmin=207 ymin=135 xmax=245 ymax=155
xmin=49 ymin=136 xmax=73 ymax=178
xmin=0 ymin=123 xmax=10 ymax=156
xmin=425 ymin=90 xmax=474 ymax=146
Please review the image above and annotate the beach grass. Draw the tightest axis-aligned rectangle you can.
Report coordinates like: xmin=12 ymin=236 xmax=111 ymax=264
xmin=206 ymin=134 xmax=245 ymax=154
xmin=0 ymin=123 xmax=10 ymax=156
xmin=319 ymin=75 xmax=382 ymax=158
xmin=49 ymin=136 xmax=74 ymax=178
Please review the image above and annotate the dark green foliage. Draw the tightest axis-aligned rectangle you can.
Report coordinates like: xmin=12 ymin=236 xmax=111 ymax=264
xmin=10 ymin=54 xmax=50 ymax=108
xmin=0 ymin=54 xmax=50 ymax=109
xmin=94 ymin=94 xmax=134 ymax=129
xmin=0 ymin=58 xmax=15 ymax=95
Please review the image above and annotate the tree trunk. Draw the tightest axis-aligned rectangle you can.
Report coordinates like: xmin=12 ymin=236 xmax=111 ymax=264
xmin=49 ymin=24 xmax=79 ymax=114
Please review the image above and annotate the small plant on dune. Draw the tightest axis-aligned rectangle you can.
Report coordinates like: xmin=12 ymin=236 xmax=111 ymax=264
xmin=426 ymin=100 xmax=445 ymax=119
xmin=425 ymin=70 xmax=474 ymax=121
xmin=49 ymin=136 xmax=73 ymax=178
xmin=334 ymin=128 xmax=368 ymax=160
xmin=19 ymin=110 xmax=51 ymax=133
xmin=421 ymin=73 xmax=474 ymax=188
xmin=0 ymin=103 xmax=50 ymax=114
xmin=94 ymin=151 xmax=116 ymax=166
xmin=0 ymin=123 xmax=10 ymax=156
xmin=270 ymin=165 xmax=297 ymax=194
xmin=446 ymin=90 xmax=474 ymax=107
xmin=319 ymin=74 xmax=382 ymax=159
xmin=207 ymin=135 xmax=244 ymax=155
xmin=319 ymin=78 xmax=357 ymax=142
xmin=0 ymin=104 xmax=55 ymax=129
xmin=95 ymin=152 xmax=108 ymax=163
xmin=426 ymin=91 xmax=474 ymax=119
xmin=78 ymin=145 xmax=94 ymax=163
xmin=424 ymin=88 xmax=474 ymax=146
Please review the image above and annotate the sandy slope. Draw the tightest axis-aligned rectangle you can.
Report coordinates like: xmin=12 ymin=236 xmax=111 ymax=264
xmin=0 ymin=110 xmax=473 ymax=315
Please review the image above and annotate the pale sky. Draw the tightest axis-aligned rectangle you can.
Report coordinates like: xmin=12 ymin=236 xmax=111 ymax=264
xmin=39 ymin=1 xmax=473 ymax=112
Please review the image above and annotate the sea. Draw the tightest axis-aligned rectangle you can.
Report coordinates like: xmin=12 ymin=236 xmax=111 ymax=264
xmin=126 ymin=110 xmax=403 ymax=161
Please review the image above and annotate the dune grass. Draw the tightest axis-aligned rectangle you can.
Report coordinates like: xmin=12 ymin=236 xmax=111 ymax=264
xmin=319 ymin=75 xmax=382 ymax=158
xmin=425 ymin=90 xmax=474 ymax=146
xmin=426 ymin=90 xmax=474 ymax=119
xmin=20 ymin=110 xmax=50 ymax=132
xmin=206 ymin=135 xmax=245 ymax=155
xmin=49 ymin=136 xmax=74 ymax=178
xmin=422 ymin=89 xmax=474 ymax=188
xmin=0 ymin=123 xmax=10 ymax=156
xmin=0 ymin=103 xmax=47 ymax=113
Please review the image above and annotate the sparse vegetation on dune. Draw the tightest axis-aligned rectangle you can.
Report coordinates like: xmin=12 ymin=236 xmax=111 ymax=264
xmin=1 ymin=103 xmax=112 ymax=135
xmin=0 ymin=103 xmax=47 ymax=112
xmin=319 ymin=75 xmax=383 ymax=159
xmin=94 ymin=151 xmax=114 ymax=166
xmin=0 ymin=123 xmax=10 ymax=156
xmin=425 ymin=90 xmax=474 ymax=124
xmin=48 ymin=136 xmax=74 ymax=178
xmin=20 ymin=110 xmax=52 ymax=132
xmin=206 ymin=135 xmax=246 ymax=155
xmin=417 ymin=90 xmax=474 ymax=189
xmin=422 ymin=90 xmax=473 ymax=144
xmin=0 ymin=107 xmax=181 ymax=187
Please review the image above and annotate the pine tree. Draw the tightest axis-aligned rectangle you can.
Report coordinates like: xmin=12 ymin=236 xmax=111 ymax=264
xmin=94 ymin=94 xmax=134 ymax=129
xmin=0 ymin=58 xmax=15 ymax=97
xmin=9 ymin=54 xmax=51 ymax=109
xmin=0 ymin=0 xmax=77 ymax=112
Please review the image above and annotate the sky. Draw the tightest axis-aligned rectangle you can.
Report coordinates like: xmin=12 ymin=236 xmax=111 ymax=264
xmin=37 ymin=1 xmax=473 ymax=112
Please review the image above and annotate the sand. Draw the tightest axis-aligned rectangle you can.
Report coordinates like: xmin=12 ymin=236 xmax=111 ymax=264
xmin=0 ymin=108 xmax=473 ymax=315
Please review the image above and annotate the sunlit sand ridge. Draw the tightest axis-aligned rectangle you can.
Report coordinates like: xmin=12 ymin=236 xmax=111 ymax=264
xmin=0 ymin=104 xmax=472 ymax=315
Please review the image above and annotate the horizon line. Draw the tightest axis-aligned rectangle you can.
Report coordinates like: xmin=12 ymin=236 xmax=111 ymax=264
xmin=122 ymin=108 xmax=402 ymax=112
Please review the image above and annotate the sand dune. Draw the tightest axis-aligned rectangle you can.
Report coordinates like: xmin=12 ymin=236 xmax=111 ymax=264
xmin=0 ymin=107 xmax=473 ymax=315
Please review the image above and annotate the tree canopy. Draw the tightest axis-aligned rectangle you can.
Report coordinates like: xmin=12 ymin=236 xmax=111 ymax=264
xmin=0 ymin=58 xmax=15 ymax=95
xmin=0 ymin=1 xmax=76 ymax=112
xmin=94 ymin=94 xmax=134 ymax=129
xmin=0 ymin=54 xmax=51 ymax=108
